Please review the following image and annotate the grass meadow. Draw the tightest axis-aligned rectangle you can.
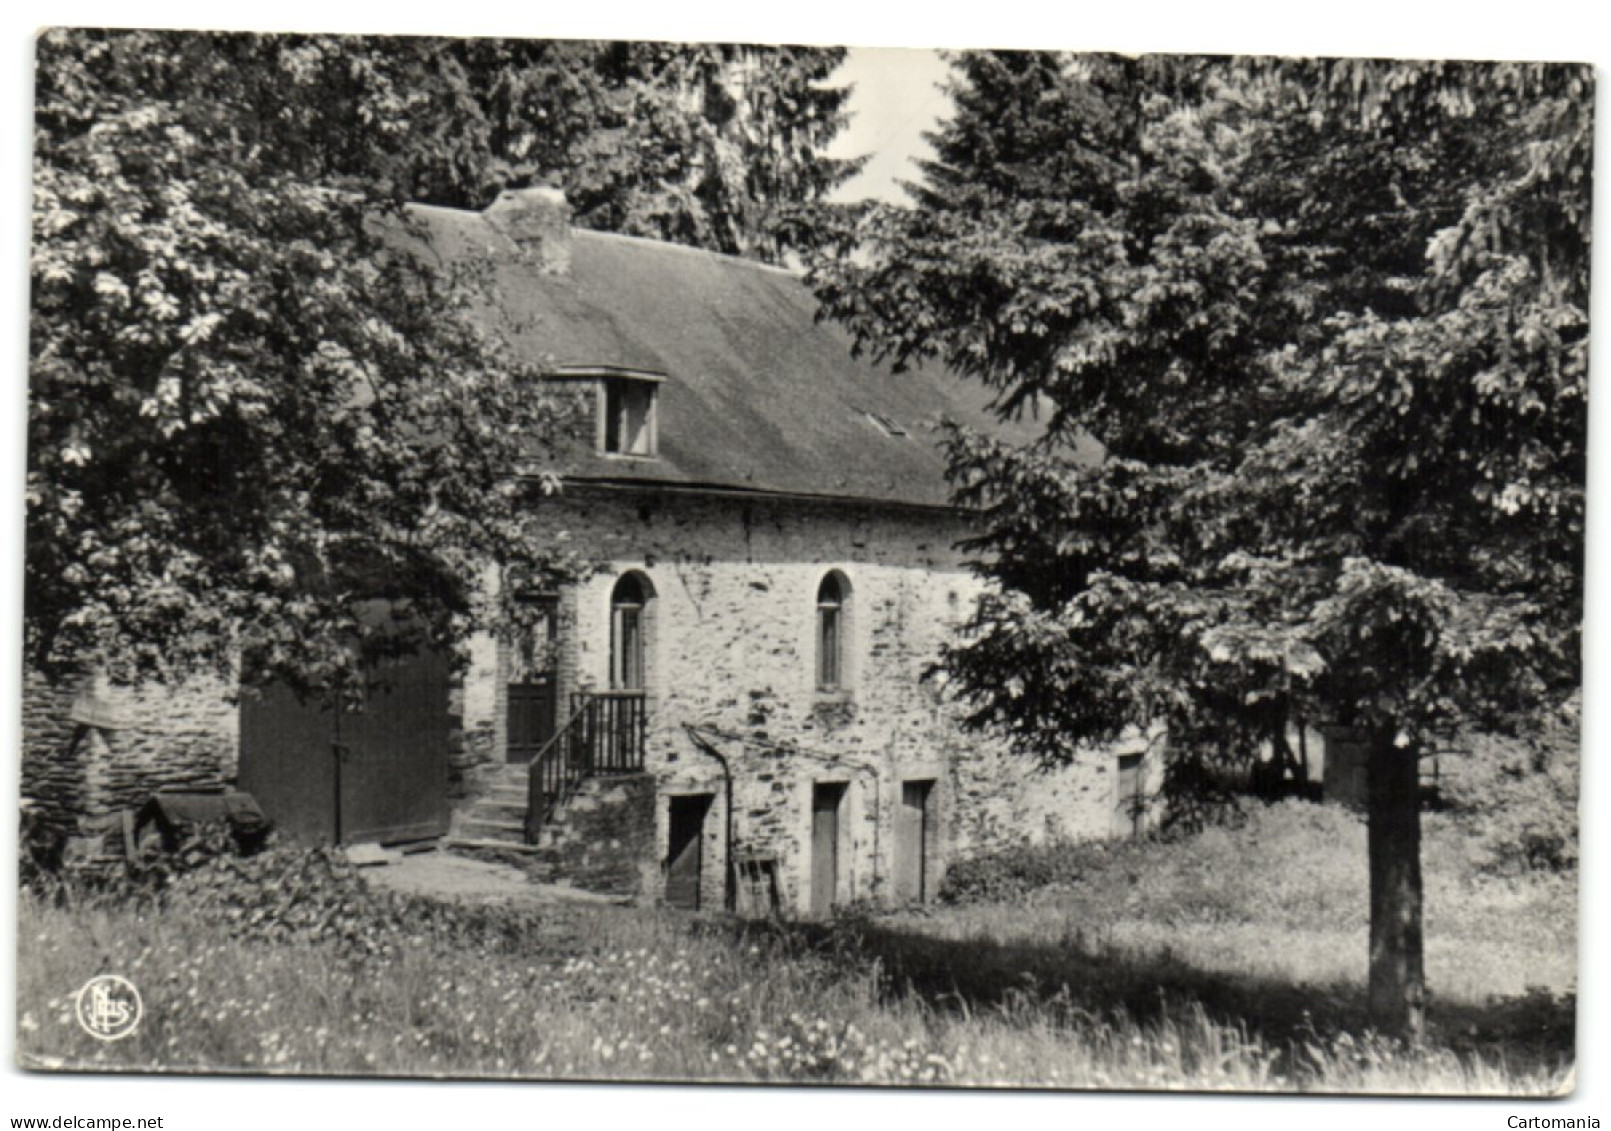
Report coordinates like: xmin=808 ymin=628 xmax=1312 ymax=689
xmin=16 ymin=800 xmax=1576 ymax=1094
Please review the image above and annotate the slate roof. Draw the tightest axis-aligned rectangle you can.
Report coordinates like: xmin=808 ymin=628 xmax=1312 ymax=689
xmin=404 ymin=203 xmax=1054 ymax=509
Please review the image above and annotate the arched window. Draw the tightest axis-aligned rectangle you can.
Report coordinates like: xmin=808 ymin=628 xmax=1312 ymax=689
xmin=816 ymin=571 xmax=850 ymax=691
xmin=610 ymin=572 xmax=652 ymax=690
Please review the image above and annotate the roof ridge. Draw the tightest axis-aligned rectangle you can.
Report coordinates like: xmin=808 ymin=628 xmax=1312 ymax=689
xmin=571 ymin=228 xmax=804 ymax=280
xmin=402 ymin=201 xmax=804 ymax=280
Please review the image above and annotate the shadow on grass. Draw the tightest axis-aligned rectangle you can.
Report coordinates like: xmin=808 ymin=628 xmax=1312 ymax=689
xmin=714 ymin=913 xmax=1575 ymax=1078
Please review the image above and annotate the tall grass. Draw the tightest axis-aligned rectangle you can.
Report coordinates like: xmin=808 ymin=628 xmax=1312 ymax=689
xmin=16 ymin=844 xmax=1572 ymax=1095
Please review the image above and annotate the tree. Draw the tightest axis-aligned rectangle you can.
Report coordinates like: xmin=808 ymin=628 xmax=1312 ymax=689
xmin=28 ymin=29 xmax=580 ymax=694
xmin=803 ymin=51 xmax=1589 ymax=1038
xmin=403 ymin=39 xmax=864 ymax=263
xmin=29 ymin=29 xmax=865 ymax=694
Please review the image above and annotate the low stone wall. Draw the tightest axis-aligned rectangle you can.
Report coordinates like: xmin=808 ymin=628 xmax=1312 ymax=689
xmin=529 ymin=773 xmax=658 ymax=898
xmin=22 ymin=669 xmax=238 ymax=833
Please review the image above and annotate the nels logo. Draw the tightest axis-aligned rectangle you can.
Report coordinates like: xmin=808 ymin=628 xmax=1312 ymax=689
xmin=75 ymin=975 xmax=143 ymax=1041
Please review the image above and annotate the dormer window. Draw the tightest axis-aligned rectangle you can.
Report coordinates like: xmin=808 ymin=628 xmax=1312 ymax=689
xmin=601 ymin=375 xmax=659 ymax=457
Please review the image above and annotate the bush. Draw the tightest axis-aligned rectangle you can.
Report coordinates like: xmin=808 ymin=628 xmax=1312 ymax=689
xmin=164 ymin=844 xmax=546 ymax=960
xmin=940 ymin=838 xmax=1126 ymax=904
xmin=22 ymin=815 xmax=248 ymax=906
xmin=1434 ymin=720 xmax=1579 ymax=875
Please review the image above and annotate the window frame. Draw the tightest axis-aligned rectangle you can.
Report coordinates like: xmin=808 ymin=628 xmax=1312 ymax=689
xmin=597 ymin=374 xmax=661 ymax=459
xmin=815 ymin=571 xmax=851 ymax=694
xmin=610 ymin=572 xmax=652 ymax=691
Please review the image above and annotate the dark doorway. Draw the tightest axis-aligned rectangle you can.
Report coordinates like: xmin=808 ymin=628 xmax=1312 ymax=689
xmin=810 ymin=782 xmax=848 ymax=917
xmin=506 ymin=598 xmax=559 ymax=764
xmin=665 ymin=793 xmax=713 ymax=911
xmin=895 ymin=779 xmax=934 ymax=903
xmin=1115 ymin=752 xmax=1146 ymax=838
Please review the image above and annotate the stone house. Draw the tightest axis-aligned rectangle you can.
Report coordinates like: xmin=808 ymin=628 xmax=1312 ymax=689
xmin=20 ymin=187 xmax=1159 ymax=915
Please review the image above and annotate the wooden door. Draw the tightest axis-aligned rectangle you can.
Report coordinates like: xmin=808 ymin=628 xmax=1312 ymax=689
xmin=810 ymin=783 xmax=847 ymax=917
xmin=240 ymin=601 xmax=451 ymax=846
xmin=507 ymin=599 xmax=558 ymax=763
xmin=336 ymin=643 xmax=451 ymax=844
xmin=239 ymin=682 xmax=339 ymax=845
xmin=665 ymin=794 xmax=712 ymax=910
xmin=895 ymin=779 xmax=933 ymax=903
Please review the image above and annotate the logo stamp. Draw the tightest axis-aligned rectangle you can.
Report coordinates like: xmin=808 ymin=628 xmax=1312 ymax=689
xmin=74 ymin=974 xmax=143 ymax=1041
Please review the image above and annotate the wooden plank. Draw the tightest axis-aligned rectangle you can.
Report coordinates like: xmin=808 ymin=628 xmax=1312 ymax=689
xmin=338 ymin=641 xmax=451 ymax=845
xmin=239 ymin=682 xmax=338 ymax=845
xmin=1114 ymin=753 xmax=1144 ymax=838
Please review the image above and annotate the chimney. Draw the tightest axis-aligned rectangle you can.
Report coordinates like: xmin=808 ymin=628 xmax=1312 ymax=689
xmin=482 ymin=185 xmax=571 ymax=274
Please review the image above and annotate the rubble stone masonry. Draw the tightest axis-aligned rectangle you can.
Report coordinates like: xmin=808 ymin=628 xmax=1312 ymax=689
xmin=21 ymin=485 xmax=1137 ymax=900
xmin=461 ymin=486 xmax=1123 ymax=914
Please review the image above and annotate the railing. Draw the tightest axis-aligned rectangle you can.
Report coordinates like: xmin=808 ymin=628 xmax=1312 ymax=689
xmin=574 ymin=690 xmax=648 ymax=775
xmin=525 ymin=690 xmax=648 ymax=842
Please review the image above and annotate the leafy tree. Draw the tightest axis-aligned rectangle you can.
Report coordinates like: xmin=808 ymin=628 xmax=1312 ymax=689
xmin=29 ymin=29 xmax=863 ymax=693
xmin=28 ymin=29 xmax=580 ymax=694
xmin=804 ymin=51 xmax=1589 ymax=1038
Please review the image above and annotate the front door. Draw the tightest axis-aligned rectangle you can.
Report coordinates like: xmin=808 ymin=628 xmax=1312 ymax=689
xmin=506 ymin=599 xmax=558 ymax=763
xmin=665 ymin=794 xmax=713 ymax=910
xmin=810 ymin=783 xmax=847 ymax=917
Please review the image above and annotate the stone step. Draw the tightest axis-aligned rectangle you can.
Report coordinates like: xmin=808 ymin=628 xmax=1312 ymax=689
xmin=444 ymin=836 xmax=541 ymax=857
xmin=454 ymin=818 xmax=521 ymax=837
xmin=465 ymin=796 xmax=528 ymax=817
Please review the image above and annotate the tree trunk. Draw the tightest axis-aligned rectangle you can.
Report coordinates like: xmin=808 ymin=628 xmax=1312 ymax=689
xmin=1366 ymin=726 xmax=1426 ymax=1042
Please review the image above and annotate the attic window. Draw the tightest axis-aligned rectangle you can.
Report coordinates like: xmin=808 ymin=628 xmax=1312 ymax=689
xmin=866 ymin=411 xmax=907 ymax=438
xmin=601 ymin=377 xmax=659 ymax=457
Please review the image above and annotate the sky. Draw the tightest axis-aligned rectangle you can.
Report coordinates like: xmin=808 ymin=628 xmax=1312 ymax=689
xmin=826 ymin=47 xmax=952 ymax=204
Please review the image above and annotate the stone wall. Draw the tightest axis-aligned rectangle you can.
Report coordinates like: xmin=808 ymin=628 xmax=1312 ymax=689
xmin=21 ymin=669 xmax=239 ymax=832
xmin=529 ymin=773 xmax=657 ymax=897
xmin=21 ymin=484 xmax=1148 ymax=887
xmin=463 ymin=486 xmax=1125 ymax=915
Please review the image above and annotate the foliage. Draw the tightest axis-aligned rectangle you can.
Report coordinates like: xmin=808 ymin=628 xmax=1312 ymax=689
xmin=936 ymin=798 xmax=1573 ymax=934
xmin=22 ymin=811 xmax=246 ymax=903
xmin=162 ymin=844 xmax=546 ymax=959
xmin=30 ymin=29 xmax=587 ymax=693
xmin=938 ymin=839 xmax=1097 ymax=904
xmin=1433 ymin=712 xmax=1581 ymax=874
xmin=803 ymin=53 xmax=1588 ymax=818
xmin=446 ymin=40 xmax=863 ymax=263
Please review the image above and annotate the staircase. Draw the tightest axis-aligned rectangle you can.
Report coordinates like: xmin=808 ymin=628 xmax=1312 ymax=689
xmin=448 ymin=763 xmax=534 ymax=851
xmin=447 ymin=691 xmax=651 ymax=855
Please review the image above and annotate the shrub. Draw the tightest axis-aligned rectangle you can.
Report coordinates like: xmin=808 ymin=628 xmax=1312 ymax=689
xmin=163 ymin=843 xmax=546 ymax=960
xmin=1434 ymin=719 xmax=1579 ymax=875
xmin=22 ymin=815 xmax=249 ymax=907
xmin=940 ymin=838 xmax=1121 ymax=904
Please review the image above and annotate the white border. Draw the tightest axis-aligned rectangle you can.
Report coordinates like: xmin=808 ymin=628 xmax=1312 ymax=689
xmin=3 ymin=5 xmax=1605 ymax=1131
